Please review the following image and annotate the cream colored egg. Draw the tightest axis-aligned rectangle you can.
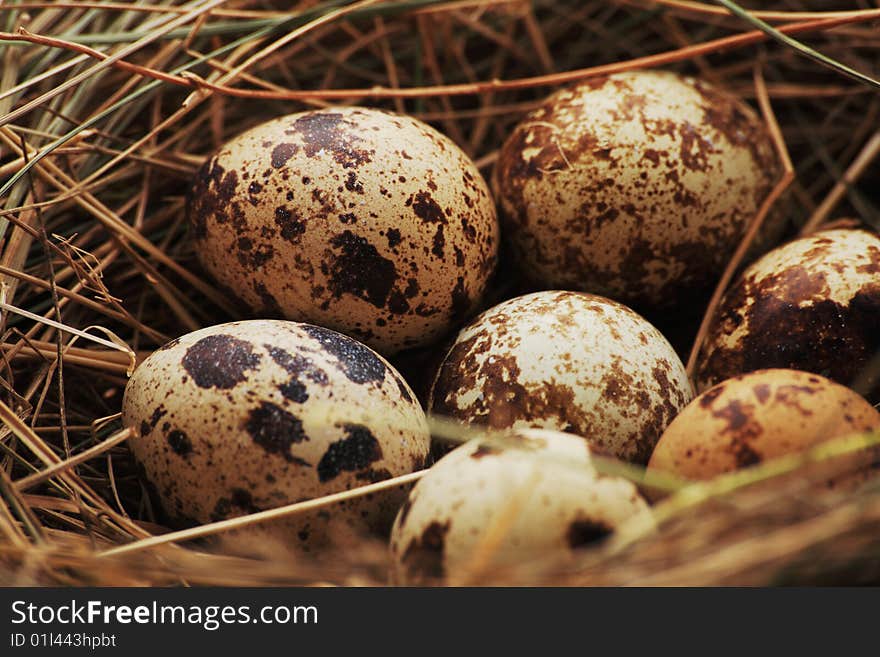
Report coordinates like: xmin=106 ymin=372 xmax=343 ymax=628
xmin=649 ymin=369 xmax=880 ymax=483
xmin=428 ymin=291 xmax=693 ymax=463
xmin=390 ymin=429 xmax=652 ymax=585
xmin=493 ymin=70 xmax=779 ymax=308
xmin=187 ymin=107 xmax=499 ymax=355
xmin=122 ymin=320 xmax=429 ymax=547
xmin=696 ymin=228 xmax=880 ymax=402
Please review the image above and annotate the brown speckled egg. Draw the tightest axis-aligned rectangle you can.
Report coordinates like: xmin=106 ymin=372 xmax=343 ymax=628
xmin=428 ymin=291 xmax=693 ymax=463
xmin=493 ymin=70 xmax=779 ymax=308
xmin=122 ymin=320 xmax=429 ymax=547
xmin=390 ymin=428 xmax=652 ymax=585
xmin=696 ymin=228 xmax=880 ymax=402
xmin=648 ymin=369 xmax=880 ymax=482
xmin=187 ymin=106 xmax=498 ymax=355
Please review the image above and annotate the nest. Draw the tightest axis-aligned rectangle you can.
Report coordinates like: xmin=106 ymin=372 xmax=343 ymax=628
xmin=0 ymin=0 xmax=879 ymax=586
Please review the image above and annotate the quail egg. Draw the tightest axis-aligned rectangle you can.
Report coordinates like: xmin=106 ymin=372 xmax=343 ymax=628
xmin=390 ymin=428 xmax=652 ymax=585
xmin=187 ymin=107 xmax=499 ymax=355
xmin=696 ymin=227 xmax=880 ymax=402
xmin=649 ymin=368 xmax=880 ymax=484
xmin=122 ymin=320 xmax=430 ymax=547
xmin=493 ymin=70 xmax=779 ymax=308
xmin=429 ymin=291 xmax=693 ymax=463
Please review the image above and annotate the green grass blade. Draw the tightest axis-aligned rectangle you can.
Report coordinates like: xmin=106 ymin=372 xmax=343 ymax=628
xmin=714 ymin=0 xmax=880 ymax=90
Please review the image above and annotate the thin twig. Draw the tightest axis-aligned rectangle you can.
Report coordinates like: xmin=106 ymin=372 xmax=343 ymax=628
xmin=800 ymin=130 xmax=880 ymax=234
xmin=100 ymin=471 xmax=427 ymax=557
xmin=15 ymin=427 xmax=132 ymax=492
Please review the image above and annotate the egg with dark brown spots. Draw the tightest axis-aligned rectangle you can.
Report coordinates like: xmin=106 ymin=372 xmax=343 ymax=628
xmin=390 ymin=428 xmax=652 ymax=585
xmin=122 ymin=320 xmax=430 ymax=547
xmin=428 ymin=291 xmax=693 ymax=463
xmin=493 ymin=70 xmax=779 ymax=308
xmin=648 ymin=369 xmax=880 ymax=484
xmin=696 ymin=228 xmax=880 ymax=402
xmin=187 ymin=107 xmax=499 ymax=355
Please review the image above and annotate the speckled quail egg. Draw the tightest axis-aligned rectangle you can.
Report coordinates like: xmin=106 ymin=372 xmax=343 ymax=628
xmin=187 ymin=106 xmax=499 ymax=355
xmin=429 ymin=291 xmax=693 ymax=463
xmin=648 ymin=369 xmax=880 ymax=484
xmin=390 ymin=428 xmax=652 ymax=585
xmin=696 ymin=228 xmax=880 ymax=402
xmin=493 ymin=69 xmax=780 ymax=308
xmin=122 ymin=320 xmax=430 ymax=547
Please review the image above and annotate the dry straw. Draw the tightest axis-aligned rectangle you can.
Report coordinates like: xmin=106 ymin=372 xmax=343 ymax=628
xmin=0 ymin=0 xmax=879 ymax=586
